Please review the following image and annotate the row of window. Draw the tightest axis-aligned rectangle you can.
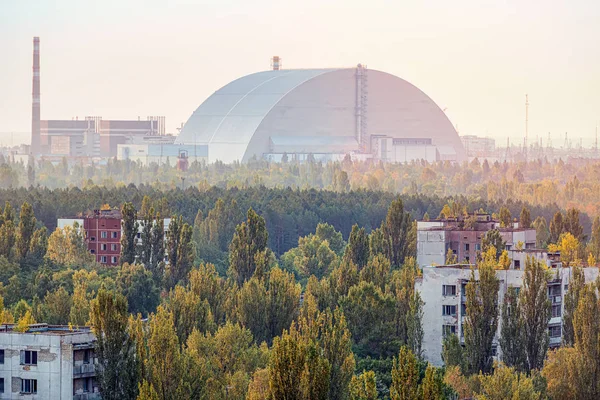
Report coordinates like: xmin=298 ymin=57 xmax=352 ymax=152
xmin=100 ymin=256 xmax=119 ymax=264
xmin=0 ymin=377 xmax=36 ymax=394
xmin=90 ymin=231 xmax=119 ymax=240
xmin=97 ymin=243 xmax=119 ymax=251
xmin=0 ymin=349 xmax=37 ymax=365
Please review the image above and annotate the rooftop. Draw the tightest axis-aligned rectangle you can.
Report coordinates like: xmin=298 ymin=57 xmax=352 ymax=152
xmin=0 ymin=323 xmax=93 ymax=336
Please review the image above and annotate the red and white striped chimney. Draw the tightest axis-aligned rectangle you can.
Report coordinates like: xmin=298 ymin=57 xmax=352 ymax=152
xmin=31 ymin=37 xmax=41 ymax=155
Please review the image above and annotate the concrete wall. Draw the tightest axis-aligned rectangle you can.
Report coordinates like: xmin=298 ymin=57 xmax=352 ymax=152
xmin=417 ymin=266 xmax=600 ymax=366
xmin=0 ymin=331 xmax=94 ymax=399
xmin=417 ymin=230 xmax=447 ymax=267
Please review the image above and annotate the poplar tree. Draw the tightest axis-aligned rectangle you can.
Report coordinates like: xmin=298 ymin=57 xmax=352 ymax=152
xmin=349 ymin=371 xmax=378 ymax=400
xmin=563 ymin=264 xmax=585 ymax=346
xmin=90 ymin=290 xmax=140 ymax=400
xmin=120 ymin=202 xmax=139 ymax=265
xmin=421 ymin=365 xmax=445 ymax=400
xmin=499 ymin=206 xmax=512 ymax=228
xmin=520 ymin=256 xmax=551 ymax=372
xmin=499 ymin=286 xmax=526 ymax=371
xmin=16 ymin=202 xmax=36 ymax=259
xmin=149 ymin=213 xmax=164 ymax=280
xmin=228 ymin=208 xmax=269 ymax=286
xmin=464 ymin=250 xmax=499 ymax=375
xmin=549 ymin=212 xmax=564 ymax=244
xmin=519 ymin=206 xmax=532 ymax=229
xmin=390 ymin=346 xmax=420 ymax=400
xmin=383 ymin=198 xmax=412 ymax=267
xmin=344 ymin=224 xmax=370 ymax=270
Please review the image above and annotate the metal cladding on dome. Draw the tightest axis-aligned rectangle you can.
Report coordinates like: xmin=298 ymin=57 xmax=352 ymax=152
xmin=176 ymin=67 xmax=466 ymax=163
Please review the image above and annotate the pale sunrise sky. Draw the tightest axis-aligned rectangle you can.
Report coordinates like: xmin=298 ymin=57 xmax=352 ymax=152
xmin=1 ymin=0 xmax=599 ymax=147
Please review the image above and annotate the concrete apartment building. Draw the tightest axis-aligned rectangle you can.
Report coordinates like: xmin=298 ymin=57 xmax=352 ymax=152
xmin=57 ymin=209 xmax=171 ymax=266
xmin=0 ymin=324 xmax=98 ymax=400
xmin=417 ymin=264 xmax=599 ymax=366
xmin=417 ymin=213 xmax=537 ymax=267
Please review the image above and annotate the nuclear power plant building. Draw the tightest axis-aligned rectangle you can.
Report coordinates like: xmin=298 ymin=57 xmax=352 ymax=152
xmin=172 ymin=66 xmax=466 ymax=163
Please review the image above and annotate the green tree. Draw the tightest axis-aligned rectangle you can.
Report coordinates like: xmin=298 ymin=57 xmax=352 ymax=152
xmin=120 ymin=202 xmax=139 ymax=265
xmin=149 ymin=213 xmax=165 ymax=281
xmin=383 ymin=198 xmax=413 ymax=266
xmin=138 ymin=207 xmax=154 ymax=266
xmin=520 ymin=256 xmax=551 ymax=372
xmin=43 ymin=286 xmax=72 ymax=325
xmin=90 ymin=290 xmax=140 ymax=400
xmin=269 ymin=322 xmax=306 ymax=400
xmin=422 ymin=365 xmax=445 ymax=400
xmin=464 ymin=251 xmax=499 ymax=375
xmin=228 ymin=208 xmax=270 ymax=286
xmin=519 ymin=206 xmax=532 ymax=229
xmin=549 ymin=211 xmax=564 ymax=244
xmin=137 ymin=381 xmax=159 ymax=400
xmin=344 ymin=224 xmax=370 ymax=270
xmin=117 ymin=263 xmax=160 ymax=316
xmin=442 ymin=334 xmax=464 ymax=371
xmin=16 ymin=202 xmax=36 ymax=259
xmin=499 ymin=286 xmax=526 ymax=371
xmin=390 ymin=346 xmax=419 ymax=400
xmin=532 ymin=216 xmax=550 ymax=248
xmin=146 ymin=306 xmax=186 ymax=400
xmin=349 ymin=371 xmax=378 ymax=400
xmin=563 ymin=264 xmax=585 ymax=346
xmin=480 ymin=229 xmax=504 ymax=258
xmin=499 ymin=206 xmax=512 ymax=228
xmin=564 ymin=207 xmax=584 ymax=241
xmin=590 ymin=216 xmax=600 ymax=260
xmin=477 ymin=362 xmax=542 ymax=400
xmin=166 ymin=220 xmax=194 ymax=287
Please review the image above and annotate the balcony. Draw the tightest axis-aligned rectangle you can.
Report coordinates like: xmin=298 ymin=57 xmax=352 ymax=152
xmin=73 ymin=393 xmax=101 ymax=400
xmin=73 ymin=363 xmax=96 ymax=378
xmin=549 ymin=336 xmax=561 ymax=347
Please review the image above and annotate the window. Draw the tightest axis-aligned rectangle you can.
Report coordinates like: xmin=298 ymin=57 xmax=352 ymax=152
xmin=83 ymin=377 xmax=90 ymax=392
xmin=475 ymin=243 xmax=481 ymax=251
xmin=136 ymin=232 xmax=142 ymax=239
xmin=552 ymin=304 xmax=562 ymax=318
xmin=21 ymin=379 xmax=37 ymax=394
xmin=101 ymin=244 xmax=107 ymax=251
xmin=90 ymin=236 xmax=96 ymax=242
xmin=20 ymin=350 xmax=37 ymax=365
xmin=101 ymin=256 xmax=107 ymax=264
xmin=549 ymin=325 xmax=562 ymax=338
xmin=443 ymin=305 xmax=457 ymax=316
xmin=564 ymin=284 xmax=569 ymax=292
xmin=443 ymin=285 xmax=457 ymax=296
xmin=442 ymin=324 xmax=457 ymax=337
xmin=0 ymin=377 xmax=3 ymax=393
xmin=0 ymin=349 xmax=4 ymax=364
xmin=465 ymin=243 xmax=470 ymax=252
xmin=548 ymin=285 xmax=561 ymax=297
xmin=111 ymin=256 xmax=118 ymax=264
xmin=83 ymin=349 xmax=90 ymax=364
xmin=112 ymin=231 xmax=118 ymax=239
xmin=514 ymin=260 xmax=521 ymax=269
xmin=111 ymin=244 xmax=117 ymax=251
xmin=90 ymin=249 xmax=95 ymax=254
xmin=101 ymin=231 xmax=107 ymax=239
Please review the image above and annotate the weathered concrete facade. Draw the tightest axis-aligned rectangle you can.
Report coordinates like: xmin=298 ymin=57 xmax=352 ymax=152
xmin=416 ymin=265 xmax=599 ymax=366
xmin=0 ymin=325 xmax=98 ymax=400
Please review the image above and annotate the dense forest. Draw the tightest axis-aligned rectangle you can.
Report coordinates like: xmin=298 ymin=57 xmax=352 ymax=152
xmin=1 ymin=156 xmax=600 ymax=398
xmin=0 ymin=179 xmax=600 ymax=398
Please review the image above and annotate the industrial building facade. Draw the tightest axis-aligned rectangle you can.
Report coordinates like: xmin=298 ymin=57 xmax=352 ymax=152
xmin=0 ymin=324 xmax=98 ymax=399
xmin=173 ymin=66 xmax=467 ymax=164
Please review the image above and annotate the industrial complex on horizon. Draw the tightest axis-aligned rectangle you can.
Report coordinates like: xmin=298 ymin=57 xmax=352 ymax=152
xmin=4 ymin=37 xmax=598 ymax=166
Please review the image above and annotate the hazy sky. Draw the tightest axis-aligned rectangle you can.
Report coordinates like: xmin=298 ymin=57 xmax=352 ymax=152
xmin=1 ymin=0 xmax=599 ymax=147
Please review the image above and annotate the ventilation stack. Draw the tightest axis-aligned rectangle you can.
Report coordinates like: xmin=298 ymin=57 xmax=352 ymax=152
xmin=31 ymin=37 xmax=41 ymax=155
xmin=271 ymin=56 xmax=281 ymax=71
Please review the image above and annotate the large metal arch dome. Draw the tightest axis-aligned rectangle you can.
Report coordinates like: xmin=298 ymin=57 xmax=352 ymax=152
xmin=175 ymin=68 xmax=466 ymax=163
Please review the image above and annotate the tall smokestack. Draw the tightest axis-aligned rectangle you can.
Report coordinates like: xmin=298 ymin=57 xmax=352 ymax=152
xmin=31 ymin=37 xmax=40 ymax=155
